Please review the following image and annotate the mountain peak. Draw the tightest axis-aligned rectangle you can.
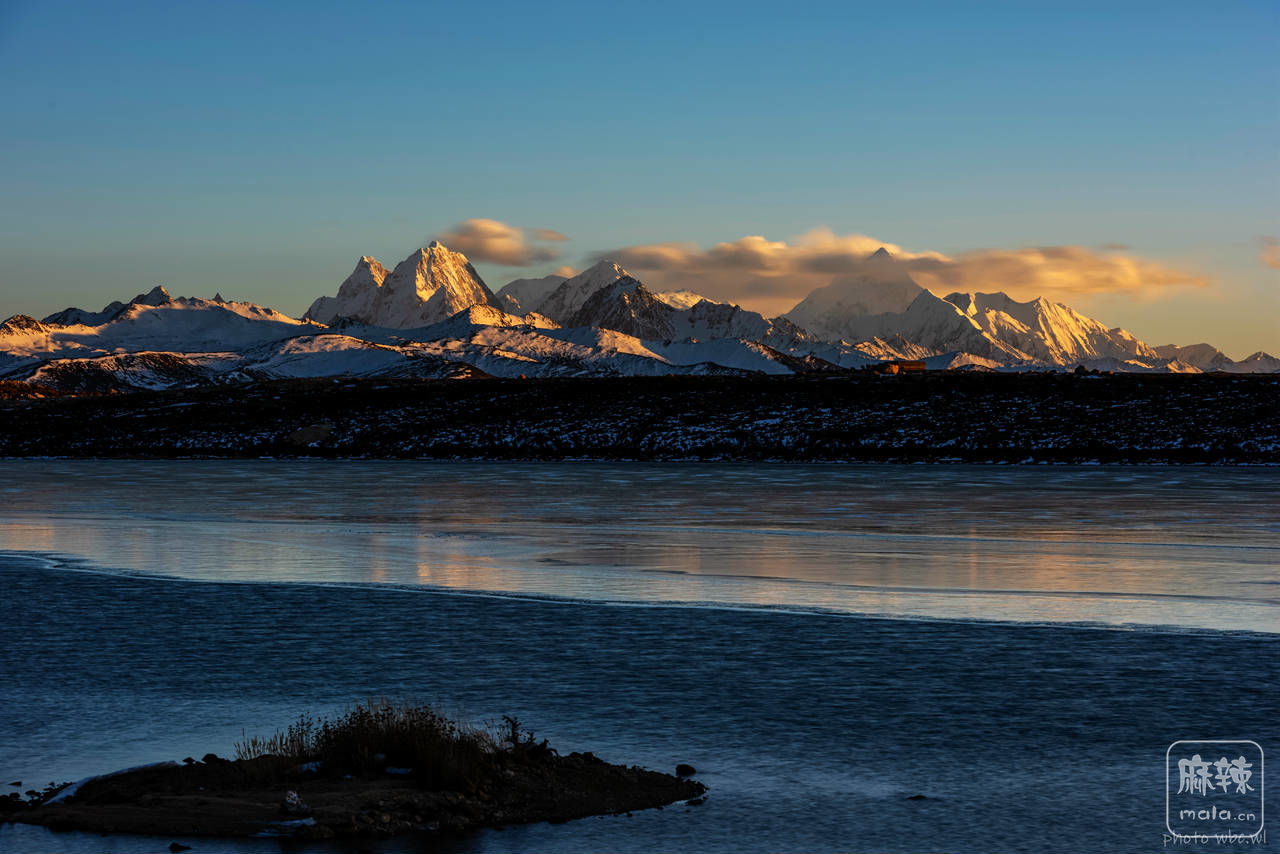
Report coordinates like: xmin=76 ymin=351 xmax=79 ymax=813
xmin=1153 ymin=342 xmax=1233 ymax=371
xmin=305 ymin=246 xmax=496 ymax=329
xmin=405 ymin=241 xmax=474 ymax=268
xmin=563 ymin=259 xmax=631 ymax=286
xmin=583 ymin=258 xmax=626 ymax=274
xmin=0 ymin=314 xmax=50 ymax=335
xmin=352 ymin=256 xmax=389 ymax=279
xmin=784 ymin=258 xmax=925 ymax=339
xmin=534 ymin=259 xmax=635 ymax=324
xmin=495 ymin=273 xmax=570 ymax=315
xmin=396 ymin=243 xmax=483 ymax=287
xmin=131 ymin=285 xmax=172 ymax=307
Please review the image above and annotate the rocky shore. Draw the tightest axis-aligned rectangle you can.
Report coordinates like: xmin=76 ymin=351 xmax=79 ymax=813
xmin=0 ymin=371 xmax=1276 ymax=463
xmin=4 ymin=743 xmax=704 ymax=842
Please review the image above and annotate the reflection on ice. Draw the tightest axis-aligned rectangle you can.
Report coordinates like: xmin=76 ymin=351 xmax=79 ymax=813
xmin=0 ymin=461 xmax=1275 ymax=632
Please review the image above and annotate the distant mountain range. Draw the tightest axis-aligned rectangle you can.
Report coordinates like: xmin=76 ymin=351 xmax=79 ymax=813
xmin=1 ymin=242 xmax=1274 ymax=392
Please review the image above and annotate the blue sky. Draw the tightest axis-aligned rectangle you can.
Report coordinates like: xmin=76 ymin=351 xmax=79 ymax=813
xmin=1 ymin=0 xmax=1276 ymax=355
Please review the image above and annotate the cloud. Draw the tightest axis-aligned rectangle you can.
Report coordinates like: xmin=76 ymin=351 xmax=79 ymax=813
xmin=432 ymin=218 xmax=567 ymax=265
xmin=604 ymin=228 xmax=936 ymax=275
xmin=1260 ymin=237 xmax=1280 ymax=270
xmin=595 ymin=228 xmax=1207 ymax=315
xmin=907 ymin=245 xmax=1208 ymax=300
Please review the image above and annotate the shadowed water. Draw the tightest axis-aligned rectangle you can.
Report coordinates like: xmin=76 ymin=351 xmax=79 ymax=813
xmin=1 ymin=462 xmax=1277 ymax=853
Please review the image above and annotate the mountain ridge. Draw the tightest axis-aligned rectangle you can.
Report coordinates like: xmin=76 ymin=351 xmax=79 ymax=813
xmin=5 ymin=242 xmax=1274 ymax=391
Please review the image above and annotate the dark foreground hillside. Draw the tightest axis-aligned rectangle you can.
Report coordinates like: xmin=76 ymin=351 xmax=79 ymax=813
xmin=0 ymin=372 xmax=1276 ymax=463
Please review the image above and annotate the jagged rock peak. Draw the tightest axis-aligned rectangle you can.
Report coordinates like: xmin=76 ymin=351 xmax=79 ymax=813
xmin=577 ymin=258 xmax=631 ymax=281
xmin=305 ymin=244 xmax=498 ymax=329
xmin=1 ymin=314 xmax=50 ymax=333
xmin=132 ymin=285 xmax=171 ymax=306
xmin=385 ymin=242 xmax=492 ymax=295
xmin=340 ymin=256 xmax=390 ymax=294
xmin=535 ymin=259 xmax=636 ymax=324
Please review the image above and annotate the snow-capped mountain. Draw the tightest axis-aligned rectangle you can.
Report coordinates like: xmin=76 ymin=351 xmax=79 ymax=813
xmin=398 ymin=319 xmax=846 ymax=377
xmin=295 ymin=301 xmax=866 ymax=378
xmin=653 ymin=290 xmax=718 ymax=310
xmin=781 ymin=251 xmax=1027 ymax=360
xmin=0 ymin=314 xmax=52 ymax=337
xmin=3 ymin=240 xmax=1275 ymax=392
xmin=495 ymin=274 xmax=568 ymax=315
xmin=20 ymin=351 xmax=242 ymax=393
xmin=93 ymin=294 xmax=313 ymax=351
xmin=785 ymin=248 xmax=924 ymax=333
xmin=42 ymin=285 xmax=174 ymax=327
xmin=676 ymin=301 xmax=814 ymax=348
xmin=534 ymin=260 xmax=635 ymax=323
xmin=791 ymin=284 xmax=1030 ymax=362
xmin=782 ymin=248 xmax=1198 ymax=367
xmin=0 ymin=285 xmax=849 ymax=391
xmin=507 ymin=262 xmax=819 ymax=352
xmin=2 ymin=291 xmax=316 ymax=375
xmin=304 ymin=242 xmax=499 ymax=328
xmin=491 ymin=269 xmax=718 ymax=317
xmin=0 ymin=284 xmax=329 ymax=392
xmin=1222 ymin=351 xmax=1280 ymax=374
xmin=573 ymin=280 xmax=820 ymax=349
xmin=308 ymin=305 xmax=561 ymax=350
xmin=1152 ymin=343 xmax=1235 ymax=372
xmin=303 ymin=256 xmax=389 ymax=326
xmin=565 ymin=276 xmax=678 ymax=337
xmin=848 ymin=335 xmax=936 ymax=362
xmin=414 ymin=304 xmax=561 ymax=338
xmin=942 ymin=291 xmax=1160 ymax=364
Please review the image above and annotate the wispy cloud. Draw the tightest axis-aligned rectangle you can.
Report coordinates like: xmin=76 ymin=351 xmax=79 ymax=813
xmin=595 ymin=228 xmax=1208 ymax=313
xmin=908 ymin=245 xmax=1208 ymax=300
xmin=433 ymin=218 xmax=567 ymax=265
xmin=1260 ymin=237 xmax=1280 ymax=270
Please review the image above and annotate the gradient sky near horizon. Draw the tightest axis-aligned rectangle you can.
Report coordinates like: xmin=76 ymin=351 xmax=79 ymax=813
xmin=1 ymin=0 xmax=1277 ymax=357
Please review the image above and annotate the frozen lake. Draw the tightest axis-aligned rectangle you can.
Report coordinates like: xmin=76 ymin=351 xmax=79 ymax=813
xmin=1 ymin=461 xmax=1276 ymax=853
xmin=0 ymin=461 xmax=1277 ymax=631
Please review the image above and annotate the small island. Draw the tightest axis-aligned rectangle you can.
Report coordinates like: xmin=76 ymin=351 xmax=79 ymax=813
xmin=3 ymin=701 xmax=706 ymax=842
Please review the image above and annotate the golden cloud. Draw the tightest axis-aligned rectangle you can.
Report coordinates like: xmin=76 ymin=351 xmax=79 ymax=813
xmin=596 ymin=229 xmax=1207 ymax=316
xmin=907 ymin=246 xmax=1209 ymax=299
xmin=1260 ymin=237 xmax=1280 ymax=270
xmin=433 ymin=219 xmax=566 ymax=265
